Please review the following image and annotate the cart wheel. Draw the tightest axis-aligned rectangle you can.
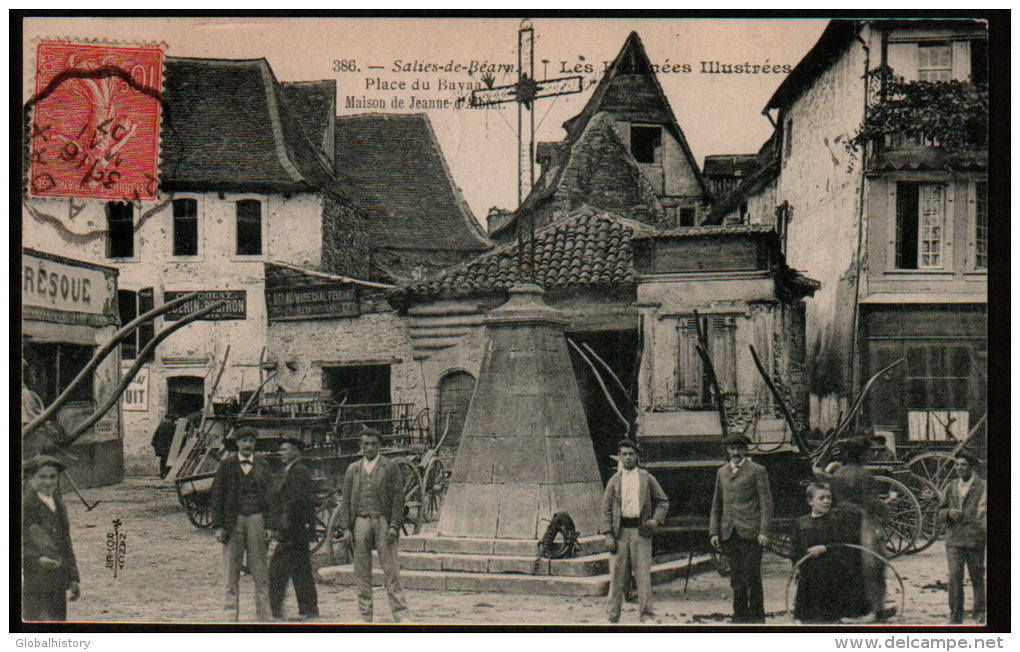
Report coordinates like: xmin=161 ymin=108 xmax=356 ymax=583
xmin=309 ymin=497 xmax=334 ymax=554
xmin=900 ymin=473 xmax=945 ymax=554
xmin=422 ymin=458 xmax=448 ymax=522
xmin=874 ymin=475 xmax=922 ymax=558
xmin=182 ymin=493 xmax=214 ymax=529
xmin=325 ymin=501 xmax=353 ymax=566
xmin=395 ymin=458 xmax=424 ymax=536
xmin=906 ymin=452 xmax=957 ymax=494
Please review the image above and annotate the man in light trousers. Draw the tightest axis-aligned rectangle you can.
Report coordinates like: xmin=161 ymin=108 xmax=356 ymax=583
xmin=339 ymin=428 xmax=409 ymax=623
xmin=601 ymin=439 xmax=670 ymax=623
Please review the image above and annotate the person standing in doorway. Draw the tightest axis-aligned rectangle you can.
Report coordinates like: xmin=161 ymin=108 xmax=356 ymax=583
xmin=269 ymin=437 xmax=319 ymax=620
xmin=210 ymin=426 xmax=277 ymax=622
xmin=22 ymin=455 xmax=80 ymax=622
xmin=338 ymin=428 xmax=409 ymax=623
xmin=601 ymin=439 xmax=670 ymax=624
xmin=940 ymin=453 xmax=986 ymax=624
xmin=151 ymin=412 xmax=177 ymax=479
xmin=709 ymin=434 xmax=774 ymax=624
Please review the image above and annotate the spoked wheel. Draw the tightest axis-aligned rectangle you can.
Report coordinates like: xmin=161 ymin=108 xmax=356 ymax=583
xmin=181 ymin=492 xmax=214 ymax=529
xmin=309 ymin=497 xmax=335 ymax=554
xmin=395 ymin=458 xmax=424 ymax=535
xmin=874 ymin=475 xmax=922 ymax=559
xmin=906 ymin=452 xmax=957 ymax=494
xmin=900 ymin=472 xmax=945 ymax=554
xmin=422 ymin=458 xmax=448 ymax=522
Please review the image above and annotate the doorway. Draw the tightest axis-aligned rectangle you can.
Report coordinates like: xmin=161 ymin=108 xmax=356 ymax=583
xmin=435 ymin=370 xmax=476 ymax=455
xmin=321 ymin=364 xmax=391 ymax=405
xmin=566 ymin=330 xmax=640 ymax=483
xmin=167 ymin=375 xmax=205 ymax=418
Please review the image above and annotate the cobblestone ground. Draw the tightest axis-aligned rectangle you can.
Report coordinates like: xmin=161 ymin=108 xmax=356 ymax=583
xmin=49 ymin=478 xmax=968 ymax=625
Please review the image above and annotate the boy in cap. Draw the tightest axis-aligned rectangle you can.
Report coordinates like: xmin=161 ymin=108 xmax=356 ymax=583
xmin=709 ymin=434 xmax=773 ymax=623
xmin=210 ymin=426 xmax=278 ymax=621
xmin=22 ymin=455 xmax=80 ymax=621
xmin=941 ymin=453 xmax=986 ymax=624
xmin=601 ymin=439 xmax=670 ymax=623
xmin=268 ymin=437 xmax=319 ymax=620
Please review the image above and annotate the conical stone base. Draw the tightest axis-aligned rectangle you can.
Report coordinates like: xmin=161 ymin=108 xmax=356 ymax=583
xmin=437 ymin=283 xmax=604 ymax=539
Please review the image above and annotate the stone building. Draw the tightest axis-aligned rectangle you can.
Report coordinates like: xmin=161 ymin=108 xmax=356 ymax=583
xmin=708 ymin=19 xmax=988 ymax=446
xmin=389 ymin=31 xmax=819 ymax=528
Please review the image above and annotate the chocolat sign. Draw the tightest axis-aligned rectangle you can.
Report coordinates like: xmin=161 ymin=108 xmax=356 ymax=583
xmin=23 ymin=251 xmax=107 ymax=315
xmin=266 ymin=283 xmax=359 ymax=321
xmin=163 ymin=290 xmax=246 ymax=321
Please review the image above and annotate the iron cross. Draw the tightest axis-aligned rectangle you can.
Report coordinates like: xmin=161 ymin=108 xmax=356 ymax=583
xmin=470 ymin=19 xmax=584 ymax=207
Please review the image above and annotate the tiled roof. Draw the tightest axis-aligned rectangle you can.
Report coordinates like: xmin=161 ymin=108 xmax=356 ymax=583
xmin=391 ymin=209 xmax=651 ymax=301
xmin=632 ymin=223 xmax=777 ymax=240
xmin=281 ymin=81 xmax=335 ymax=151
xmin=334 ymin=113 xmax=490 ymax=252
xmin=161 ymin=57 xmax=337 ymax=194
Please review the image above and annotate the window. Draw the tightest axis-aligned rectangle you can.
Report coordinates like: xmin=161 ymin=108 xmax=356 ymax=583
xmin=676 ymin=314 xmax=737 ymax=408
xmin=895 ymin=183 xmax=946 ymax=269
xmin=236 ymin=200 xmax=263 ymax=255
xmin=172 ymin=198 xmax=198 ymax=256
xmin=118 ymin=288 xmax=155 ymax=361
xmin=905 ymin=344 xmax=971 ymax=441
xmin=918 ymin=43 xmax=952 ymax=82
xmin=22 ymin=341 xmax=95 ymax=404
xmin=630 ymin=126 xmax=662 ymax=164
xmin=106 ymin=202 xmax=134 ymax=258
xmin=975 ymin=181 xmax=988 ymax=269
xmin=679 ymin=207 xmax=696 ymax=227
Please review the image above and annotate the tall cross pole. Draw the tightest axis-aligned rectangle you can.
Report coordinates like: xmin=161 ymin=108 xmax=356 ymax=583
xmin=470 ymin=20 xmax=585 ymax=282
xmin=470 ymin=19 xmax=584 ymax=207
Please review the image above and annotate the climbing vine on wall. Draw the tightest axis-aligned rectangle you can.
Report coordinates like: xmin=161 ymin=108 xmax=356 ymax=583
xmin=846 ymin=65 xmax=988 ymax=155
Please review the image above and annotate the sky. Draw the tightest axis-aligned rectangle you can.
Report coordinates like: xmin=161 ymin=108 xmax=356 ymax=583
xmin=24 ymin=17 xmax=829 ymax=221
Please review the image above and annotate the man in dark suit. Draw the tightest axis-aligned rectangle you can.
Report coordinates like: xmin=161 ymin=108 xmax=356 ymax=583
xmin=210 ymin=426 xmax=278 ymax=622
xmin=940 ymin=453 xmax=986 ymax=624
xmin=709 ymin=434 xmax=774 ymax=623
xmin=268 ymin=437 xmax=319 ymax=620
xmin=22 ymin=455 xmax=80 ymax=622
xmin=338 ymin=428 xmax=409 ymax=623
xmin=601 ymin=439 xmax=670 ymax=623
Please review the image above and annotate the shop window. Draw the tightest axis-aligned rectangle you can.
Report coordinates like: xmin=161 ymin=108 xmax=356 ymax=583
xmin=896 ymin=183 xmax=946 ymax=269
xmin=975 ymin=181 xmax=988 ymax=269
xmin=676 ymin=314 xmax=737 ymax=408
xmin=23 ymin=341 xmax=95 ymax=404
xmin=236 ymin=199 xmax=263 ymax=255
xmin=106 ymin=202 xmax=134 ymax=258
xmin=905 ymin=344 xmax=972 ymax=441
xmin=630 ymin=126 xmax=662 ymax=164
xmin=167 ymin=375 xmax=205 ymax=418
xmin=172 ymin=198 xmax=198 ymax=256
xmin=918 ymin=43 xmax=952 ymax=82
xmin=118 ymin=288 xmax=155 ymax=360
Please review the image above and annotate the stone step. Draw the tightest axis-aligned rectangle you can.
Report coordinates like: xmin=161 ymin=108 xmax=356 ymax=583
xmin=399 ymin=533 xmax=607 ymax=557
xmin=317 ymin=554 xmax=713 ymax=596
xmin=399 ymin=550 xmax=610 ymax=576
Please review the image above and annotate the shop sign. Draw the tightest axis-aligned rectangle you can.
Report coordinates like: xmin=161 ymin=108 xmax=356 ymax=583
xmin=265 ymin=283 xmax=359 ymax=321
xmin=23 ymin=251 xmax=109 ymax=315
xmin=123 ymin=366 xmax=149 ymax=412
xmin=163 ymin=290 xmax=246 ymax=321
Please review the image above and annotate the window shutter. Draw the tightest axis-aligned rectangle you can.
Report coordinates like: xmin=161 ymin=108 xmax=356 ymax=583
xmin=138 ymin=288 xmax=155 ymax=362
xmin=951 ymin=41 xmax=970 ymax=81
xmin=710 ymin=315 xmax=738 ymax=396
xmin=886 ymin=42 xmax=918 ymax=80
xmin=676 ymin=318 xmax=700 ymax=406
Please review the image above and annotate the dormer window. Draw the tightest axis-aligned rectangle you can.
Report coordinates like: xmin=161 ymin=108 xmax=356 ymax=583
xmin=631 ymin=125 xmax=662 ymax=164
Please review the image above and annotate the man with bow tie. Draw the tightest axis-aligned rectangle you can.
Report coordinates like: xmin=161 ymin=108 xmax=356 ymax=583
xmin=709 ymin=434 xmax=774 ymax=623
xmin=210 ymin=426 xmax=278 ymax=622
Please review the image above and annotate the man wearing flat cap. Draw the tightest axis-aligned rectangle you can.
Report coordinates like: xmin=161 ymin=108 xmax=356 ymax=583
xmin=338 ymin=427 xmax=409 ymax=623
xmin=22 ymin=455 xmax=80 ymax=621
xmin=601 ymin=439 xmax=670 ymax=623
xmin=210 ymin=426 xmax=278 ymax=621
xmin=268 ymin=437 xmax=319 ymax=620
xmin=940 ymin=452 xmax=986 ymax=624
xmin=709 ymin=434 xmax=773 ymax=623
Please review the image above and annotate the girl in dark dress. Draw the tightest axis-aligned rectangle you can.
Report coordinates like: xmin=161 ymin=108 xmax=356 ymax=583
xmin=791 ymin=483 xmax=866 ymax=623
xmin=22 ymin=455 xmax=80 ymax=622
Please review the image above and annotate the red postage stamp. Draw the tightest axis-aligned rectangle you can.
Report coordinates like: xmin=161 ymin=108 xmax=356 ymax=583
xmin=29 ymin=41 xmax=164 ymax=201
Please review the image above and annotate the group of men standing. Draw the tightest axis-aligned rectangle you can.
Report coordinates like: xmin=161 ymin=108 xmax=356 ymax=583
xmin=210 ymin=427 xmax=406 ymax=623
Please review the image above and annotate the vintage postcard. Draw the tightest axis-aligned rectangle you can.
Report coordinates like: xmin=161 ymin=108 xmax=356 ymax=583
xmin=15 ymin=13 xmax=1002 ymax=632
